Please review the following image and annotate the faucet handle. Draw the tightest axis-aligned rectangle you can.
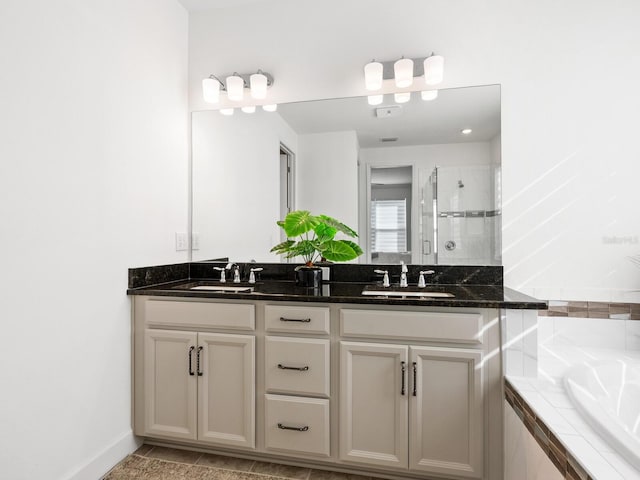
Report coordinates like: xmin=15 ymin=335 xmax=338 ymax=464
xmin=213 ymin=266 xmax=226 ymax=283
xmin=374 ymin=269 xmax=390 ymax=287
xmin=400 ymin=261 xmax=408 ymax=273
xmin=418 ymin=270 xmax=435 ymax=288
xmin=249 ymin=267 xmax=263 ymax=284
xmin=233 ymin=265 xmax=241 ymax=283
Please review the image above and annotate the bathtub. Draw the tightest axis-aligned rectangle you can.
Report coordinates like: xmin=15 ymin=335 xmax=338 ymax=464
xmin=564 ymin=359 xmax=640 ymax=471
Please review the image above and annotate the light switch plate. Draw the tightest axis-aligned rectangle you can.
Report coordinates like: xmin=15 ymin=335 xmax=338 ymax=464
xmin=175 ymin=232 xmax=188 ymax=251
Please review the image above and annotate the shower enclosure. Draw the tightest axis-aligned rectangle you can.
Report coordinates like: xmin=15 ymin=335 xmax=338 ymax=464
xmin=421 ymin=165 xmax=501 ymax=265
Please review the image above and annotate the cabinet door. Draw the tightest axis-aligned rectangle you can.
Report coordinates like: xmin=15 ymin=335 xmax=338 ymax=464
xmin=339 ymin=342 xmax=408 ymax=468
xmin=409 ymin=346 xmax=483 ymax=478
xmin=197 ymin=333 xmax=255 ymax=448
xmin=144 ymin=329 xmax=197 ymax=440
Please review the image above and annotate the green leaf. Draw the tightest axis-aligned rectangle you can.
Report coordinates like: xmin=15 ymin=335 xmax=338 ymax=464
xmin=314 ymin=223 xmax=337 ymax=243
xmin=317 ymin=215 xmax=357 ymax=237
xmin=285 ymin=240 xmax=318 ymax=262
xmin=270 ymin=240 xmax=295 ymax=254
xmin=317 ymin=240 xmax=359 ymax=262
xmin=340 ymin=240 xmax=364 ymax=257
xmin=281 ymin=210 xmax=319 ymax=237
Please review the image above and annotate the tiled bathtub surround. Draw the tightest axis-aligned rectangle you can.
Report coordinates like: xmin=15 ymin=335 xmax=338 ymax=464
xmin=539 ymin=300 xmax=640 ymax=320
xmin=507 ymin=346 xmax=640 ymax=480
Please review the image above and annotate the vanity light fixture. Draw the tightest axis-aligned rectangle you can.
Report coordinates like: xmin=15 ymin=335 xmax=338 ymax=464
xmin=363 ymin=54 xmax=444 ymax=93
xmin=262 ymin=104 xmax=278 ymax=112
xmin=421 ymin=90 xmax=438 ymax=101
xmin=241 ymin=105 xmax=256 ymax=114
xmin=220 ymin=108 xmax=234 ymax=116
xmin=226 ymin=74 xmax=245 ymax=101
xmin=461 ymin=128 xmax=473 ymax=135
xmin=364 ymin=61 xmax=384 ymax=91
xmin=202 ymin=69 xmax=274 ymax=104
xmin=424 ymin=54 xmax=445 ymax=86
xmin=394 ymin=57 xmax=414 ymax=88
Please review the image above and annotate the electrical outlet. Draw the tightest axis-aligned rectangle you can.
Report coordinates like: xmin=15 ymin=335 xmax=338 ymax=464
xmin=192 ymin=233 xmax=200 ymax=250
xmin=175 ymin=232 xmax=188 ymax=251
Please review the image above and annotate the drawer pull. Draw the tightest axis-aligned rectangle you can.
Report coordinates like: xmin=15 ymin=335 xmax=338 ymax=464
xmin=188 ymin=346 xmax=195 ymax=376
xmin=277 ymin=423 xmax=309 ymax=432
xmin=277 ymin=363 xmax=310 ymax=372
xmin=401 ymin=361 xmax=406 ymax=395
xmin=279 ymin=317 xmax=311 ymax=323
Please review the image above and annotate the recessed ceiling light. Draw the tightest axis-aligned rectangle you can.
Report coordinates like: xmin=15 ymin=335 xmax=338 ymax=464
xmin=461 ymin=128 xmax=472 ymax=135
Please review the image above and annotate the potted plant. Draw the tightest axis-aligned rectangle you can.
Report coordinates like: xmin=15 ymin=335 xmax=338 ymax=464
xmin=271 ymin=210 xmax=363 ymax=287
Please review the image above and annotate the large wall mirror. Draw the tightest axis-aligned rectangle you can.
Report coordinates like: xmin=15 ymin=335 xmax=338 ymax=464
xmin=191 ymin=84 xmax=501 ymax=265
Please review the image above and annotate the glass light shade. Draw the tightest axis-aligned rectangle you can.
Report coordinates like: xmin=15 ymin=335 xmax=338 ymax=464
xmin=394 ymin=92 xmax=411 ymax=103
xmin=262 ymin=104 xmax=278 ymax=112
xmin=394 ymin=58 xmax=414 ymax=88
xmin=250 ymin=73 xmax=268 ymax=99
xmin=421 ymin=90 xmax=438 ymax=101
xmin=220 ymin=108 xmax=234 ymax=116
xmin=367 ymin=94 xmax=384 ymax=106
xmin=202 ymin=77 xmax=220 ymax=104
xmin=364 ymin=61 xmax=383 ymax=91
xmin=226 ymin=75 xmax=244 ymax=101
xmin=241 ymin=105 xmax=256 ymax=113
xmin=424 ymin=55 xmax=444 ymax=85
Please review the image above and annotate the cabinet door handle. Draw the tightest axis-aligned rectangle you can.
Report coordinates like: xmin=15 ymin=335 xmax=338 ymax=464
xmin=277 ymin=364 xmax=309 ymax=371
xmin=401 ymin=361 xmax=406 ymax=395
xmin=279 ymin=316 xmax=311 ymax=323
xmin=188 ymin=346 xmax=195 ymax=376
xmin=196 ymin=346 xmax=203 ymax=376
xmin=277 ymin=423 xmax=309 ymax=432
xmin=412 ymin=361 xmax=417 ymax=396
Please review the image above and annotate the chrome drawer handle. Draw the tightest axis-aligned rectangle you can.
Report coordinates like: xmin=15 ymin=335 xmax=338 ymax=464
xmin=277 ymin=364 xmax=309 ymax=372
xmin=277 ymin=423 xmax=309 ymax=432
xmin=279 ymin=317 xmax=311 ymax=323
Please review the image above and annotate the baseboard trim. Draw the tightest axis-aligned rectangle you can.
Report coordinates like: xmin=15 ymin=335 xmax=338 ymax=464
xmin=64 ymin=430 xmax=140 ymax=480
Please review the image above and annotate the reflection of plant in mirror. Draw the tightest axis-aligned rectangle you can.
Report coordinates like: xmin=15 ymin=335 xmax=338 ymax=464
xmin=271 ymin=210 xmax=363 ymax=266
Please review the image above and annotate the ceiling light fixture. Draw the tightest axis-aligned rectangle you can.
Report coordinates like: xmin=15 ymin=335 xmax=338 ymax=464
xmin=220 ymin=108 xmax=234 ymax=116
xmin=424 ymin=54 xmax=445 ymax=86
xmin=202 ymin=69 xmax=274 ymax=105
xmin=262 ymin=104 xmax=278 ymax=112
xmin=364 ymin=61 xmax=383 ymax=91
xmin=394 ymin=92 xmax=411 ymax=103
xmin=461 ymin=128 xmax=472 ymax=135
xmin=241 ymin=105 xmax=256 ymax=114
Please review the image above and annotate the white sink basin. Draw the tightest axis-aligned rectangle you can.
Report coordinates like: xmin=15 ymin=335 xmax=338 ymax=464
xmin=362 ymin=290 xmax=454 ymax=298
xmin=190 ymin=285 xmax=254 ymax=293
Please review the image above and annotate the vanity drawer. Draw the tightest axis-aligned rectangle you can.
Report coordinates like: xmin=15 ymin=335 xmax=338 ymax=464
xmin=264 ymin=394 xmax=330 ymax=457
xmin=265 ymin=305 xmax=330 ymax=335
xmin=265 ymin=336 xmax=330 ymax=397
xmin=340 ymin=309 xmax=483 ymax=345
xmin=145 ymin=299 xmax=255 ymax=330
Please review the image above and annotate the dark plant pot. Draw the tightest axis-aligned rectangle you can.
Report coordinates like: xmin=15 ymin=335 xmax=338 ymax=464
xmin=294 ymin=266 xmax=323 ymax=288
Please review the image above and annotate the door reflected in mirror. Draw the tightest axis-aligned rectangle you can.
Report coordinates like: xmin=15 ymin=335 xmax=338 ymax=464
xmin=191 ymin=84 xmax=501 ymax=265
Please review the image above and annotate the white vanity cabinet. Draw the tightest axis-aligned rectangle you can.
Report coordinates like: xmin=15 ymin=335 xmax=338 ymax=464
xmin=339 ymin=308 xmax=489 ymax=479
xmin=134 ymin=298 xmax=256 ymax=449
xmin=263 ymin=304 xmax=331 ymax=458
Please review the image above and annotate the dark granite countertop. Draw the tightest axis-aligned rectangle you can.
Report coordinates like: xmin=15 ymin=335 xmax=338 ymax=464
xmin=127 ymin=267 xmax=546 ymax=310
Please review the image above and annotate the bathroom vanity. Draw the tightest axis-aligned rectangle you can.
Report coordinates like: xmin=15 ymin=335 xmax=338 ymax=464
xmin=128 ymin=262 xmax=545 ymax=480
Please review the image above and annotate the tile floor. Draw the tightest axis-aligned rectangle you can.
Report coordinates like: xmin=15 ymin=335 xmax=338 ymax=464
xmin=103 ymin=445 xmax=374 ymax=480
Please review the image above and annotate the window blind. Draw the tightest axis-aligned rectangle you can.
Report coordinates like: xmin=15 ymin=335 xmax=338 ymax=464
xmin=371 ymin=199 xmax=407 ymax=252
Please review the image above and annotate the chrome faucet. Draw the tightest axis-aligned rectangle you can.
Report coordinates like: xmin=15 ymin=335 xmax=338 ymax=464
xmin=213 ymin=266 xmax=227 ymax=283
xmin=374 ymin=269 xmax=390 ymax=287
xmin=399 ymin=261 xmax=408 ymax=288
xmin=233 ymin=265 xmax=241 ymax=283
xmin=418 ymin=270 xmax=435 ymax=288
xmin=249 ymin=267 xmax=263 ymax=284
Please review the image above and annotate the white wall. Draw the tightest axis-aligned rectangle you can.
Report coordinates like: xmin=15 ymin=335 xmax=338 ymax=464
xmin=0 ymin=1 xmax=188 ymax=479
xmin=188 ymin=0 xmax=640 ymax=301
xmin=191 ymin=110 xmax=298 ymax=261
xmin=296 ymin=131 xmax=359 ymax=232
